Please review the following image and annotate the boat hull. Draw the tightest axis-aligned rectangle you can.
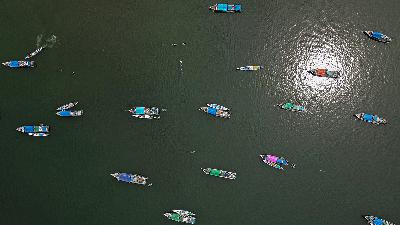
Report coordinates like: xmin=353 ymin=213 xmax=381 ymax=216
xmin=278 ymin=102 xmax=305 ymax=112
xmin=2 ymin=61 xmax=34 ymax=68
xmin=199 ymin=107 xmax=230 ymax=118
xmin=364 ymin=31 xmax=392 ymax=43
xmin=56 ymin=110 xmax=83 ymax=117
xmin=56 ymin=102 xmax=78 ymax=111
xmin=364 ymin=215 xmax=395 ymax=225
xmin=236 ymin=65 xmax=263 ymax=71
xmin=128 ymin=107 xmax=160 ymax=119
xmin=209 ymin=3 xmax=241 ymax=13
xmin=111 ymin=172 xmax=148 ymax=185
xmin=308 ymin=69 xmax=339 ymax=78
xmin=202 ymin=168 xmax=236 ymax=180
xmin=354 ymin=113 xmax=387 ymax=125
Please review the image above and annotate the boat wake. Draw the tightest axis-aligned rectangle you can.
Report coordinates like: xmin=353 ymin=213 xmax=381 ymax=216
xmin=36 ymin=34 xmax=57 ymax=48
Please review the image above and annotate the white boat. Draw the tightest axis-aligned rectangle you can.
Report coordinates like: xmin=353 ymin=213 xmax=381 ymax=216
xmin=236 ymin=65 xmax=264 ymax=71
xmin=56 ymin=102 xmax=78 ymax=111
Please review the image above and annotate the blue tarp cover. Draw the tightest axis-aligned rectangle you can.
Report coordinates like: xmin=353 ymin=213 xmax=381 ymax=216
xmin=207 ymin=107 xmax=217 ymax=116
xmin=23 ymin=126 xmax=34 ymax=133
xmin=216 ymin=3 xmax=228 ymax=11
xmin=373 ymin=218 xmax=383 ymax=225
xmin=372 ymin=32 xmax=383 ymax=39
xmin=119 ymin=173 xmax=133 ymax=182
xmin=59 ymin=111 xmax=71 ymax=116
xmin=10 ymin=61 xmax=19 ymax=68
xmin=363 ymin=114 xmax=373 ymax=122
xmin=235 ymin=5 xmax=241 ymax=11
xmin=135 ymin=107 xmax=145 ymax=115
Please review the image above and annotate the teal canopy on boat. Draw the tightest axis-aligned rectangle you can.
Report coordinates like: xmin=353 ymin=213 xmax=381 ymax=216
xmin=135 ymin=107 xmax=145 ymax=115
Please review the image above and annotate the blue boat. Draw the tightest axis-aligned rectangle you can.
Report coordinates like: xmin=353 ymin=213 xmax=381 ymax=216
xmin=2 ymin=61 xmax=35 ymax=68
xmin=110 ymin=172 xmax=149 ymax=186
xmin=199 ymin=106 xmax=230 ymax=118
xmin=209 ymin=3 xmax=241 ymax=13
xmin=364 ymin=31 xmax=392 ymax=43
xmin=364 ymin=215 xmax=394 ymax=225
xmin=16 ymin=125 xmax=49 ymax=137
xmin=354 ymin=113 xmax=387 ymax=125
xmin=56 ymin=110 xmax=83 ymax=117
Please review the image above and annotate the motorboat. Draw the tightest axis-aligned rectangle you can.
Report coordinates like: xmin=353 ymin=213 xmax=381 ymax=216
xmin=110 ymin=172 xmax=149 ymax=185
xmin=209 ymin=3 xmax=241 ymax=13
xmin=308 ymin=68 xmax=339 ymax=78
xmin=201 ymin=167 xmax=236 ymax=180
xmin=164 ymin=210 xmax=196 ymax=224
xmin=56 ymin=110 xmax=83 ymax=117
xmin=199 ymin=107 xmax=230 ymax=118
xmin=260 ymin=154 xmax=294 ymax=170
xmin=128 ymin=106 xmax=160 ymax=119
xmin=236 ymin=65 xmax=263 ymax=71
xmin=354 ymin=113 xmax=387 ymax=125
xmin=2 ymin=61 xmax=34 ymax=68
xmin=16 ymin=125 xmax=49 ymax=136
xmin=278 ymin=102 xmax=305 ymax=112
xmin=364 ymin=215 xmax=395 ymax=225
xmin=56 ymin=102 xmax=78 ymax=111
xmin=25 ymin=46 xmax=45 ymax=59
xmin=364 ymin=31 xmax=392 ymax=43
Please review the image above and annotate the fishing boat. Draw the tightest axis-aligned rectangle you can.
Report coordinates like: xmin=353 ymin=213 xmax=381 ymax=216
xmin=110 ymin=172 xmax=149 ymax=185
xmin=278 ymin=102 xmax=305 ymax=112
xmin=206 ymin=103 xmax=230 ymax=111
xmin=16 ymin=125 xmax=49 ymax=136
xmin=25 ymin=46 xmax=45 ymax=59
xmin=236 ymin=65 xmax=263 ymax=71
xmin=308 ymin=68 xmax=339 ymax=78
xmin=199 ymin=107 xmax=230 ymax=118
xmin=173 ymin=210 xmax=196 ymax=216
xmin=201 ymin=168 xmax=236 ymax=180
xmin=2 ymin=61 xmax=34 ymax=68
xmin=354 ymin=113 xmax=387 ymax=125
xmin=164 ymin=210 xmax=196 ymax=224
xmin=128 ymin=106 xmax=160 ymax=119
xmin=364 ymin=31 xmax=392 ymax=43
xmin=209 ymin=3 xmax=241 ymax=13
xmin=364 ymin=215 xmax=395 ymax=225
xmin=260 ymin=154 xmax=293 ymax=170
xmin=56 ymin=110 xmax=83 ymax=117
xmin=56 ymin=102 xmax=78 ymax=111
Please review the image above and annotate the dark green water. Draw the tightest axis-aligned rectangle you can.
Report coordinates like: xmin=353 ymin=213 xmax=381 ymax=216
xmin=0 ymin=0 xmax=399 ymax=224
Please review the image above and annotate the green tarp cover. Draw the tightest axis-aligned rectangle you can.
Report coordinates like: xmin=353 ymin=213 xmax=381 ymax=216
xmin=171 ymin=213 xmax=182 ymax=221
xmin=210 ymin=169 xmax=221 ymax=176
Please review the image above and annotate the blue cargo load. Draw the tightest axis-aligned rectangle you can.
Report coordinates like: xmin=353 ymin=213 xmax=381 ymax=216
xmin=363 ymin=114 xmax=373 ymax=122
xmin=372 ymin=32 xmax=383 ymax=39
xmin=207 ymin=107 xmax=217 ymax=116
xmin=10 ymin=61 xmax=19 ymax=68
xmin=23 ymin=126 xmax=35 ymax=133
xmin=58 ymin=111 xmax=71 ymax=117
